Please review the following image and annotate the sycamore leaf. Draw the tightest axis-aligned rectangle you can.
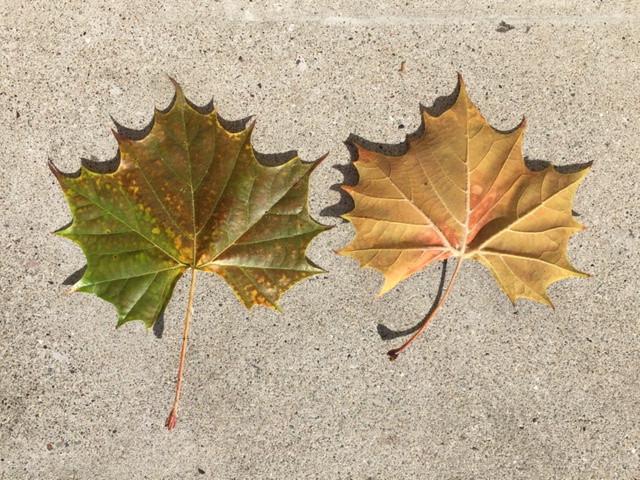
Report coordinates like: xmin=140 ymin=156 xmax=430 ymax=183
xmin=338 ymin=75 xmax=590 ymax=359
xmin=51 ymin=79 xmax=328 ymax=428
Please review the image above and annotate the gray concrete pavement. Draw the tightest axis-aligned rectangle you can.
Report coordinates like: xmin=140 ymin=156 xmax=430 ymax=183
xmin=1 ymin=1 xmax=639 ymax=478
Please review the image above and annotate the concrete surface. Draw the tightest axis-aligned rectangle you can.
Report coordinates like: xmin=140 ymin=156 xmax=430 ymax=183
xmin=1 ymin=1 xmax=639 ymax=478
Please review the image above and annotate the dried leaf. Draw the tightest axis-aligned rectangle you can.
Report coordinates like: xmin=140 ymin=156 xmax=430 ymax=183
xmin=338 ymin=75 xmax=590 ymax=359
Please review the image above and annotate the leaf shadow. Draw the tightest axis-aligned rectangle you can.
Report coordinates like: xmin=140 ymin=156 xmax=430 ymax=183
xmin=319 ymin=161 xmax=357 ymax=221
xmin=63 ymin=266 xmax=86 ymax=286
xmin=80 ymin=154 xmax=120 ymax=174
xmin=523 ymin=155 xmax=592 ymax=174
xmin=377 ymin=259 xmax=448 ymax=341
xmin=153 ymin=311 xmax=165 ymax=338
xmin=111 ymin=115 xmax=154 ymax=141
xmin=320 ymin=84 xmax=460 ymax=221
xmin=254 ymin=149 xmax=300 ymax=167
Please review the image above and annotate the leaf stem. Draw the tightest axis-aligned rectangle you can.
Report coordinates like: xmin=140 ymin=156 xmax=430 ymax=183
xmin=165 ymin=268 xmax=197 ymax=430
xmin=387 ymin=257 xmax=464 ymax=361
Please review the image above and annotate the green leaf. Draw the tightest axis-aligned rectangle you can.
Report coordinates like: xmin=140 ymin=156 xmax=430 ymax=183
xmin=51 ymin=80 xmax=328 ymax=329
xmin=52 ymin=80 xmax=329 ymax=428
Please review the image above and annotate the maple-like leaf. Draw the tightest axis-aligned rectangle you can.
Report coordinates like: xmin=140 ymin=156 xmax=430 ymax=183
xmin=338 ymin=75 xmax=590 ymax=359
xmin=51 ymin=80 xmax=328 ymax=428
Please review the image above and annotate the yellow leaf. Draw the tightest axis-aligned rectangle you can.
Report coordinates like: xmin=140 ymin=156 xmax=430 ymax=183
xmin=338 ymin=75 xmax=590 ymax=358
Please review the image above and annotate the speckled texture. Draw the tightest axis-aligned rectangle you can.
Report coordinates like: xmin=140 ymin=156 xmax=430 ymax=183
xmin=1 ymin=1 xmax=639 ymax=478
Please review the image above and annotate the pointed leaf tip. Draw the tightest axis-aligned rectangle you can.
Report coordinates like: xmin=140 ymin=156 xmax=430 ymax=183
xmin=456 ymin=72 xmax=466 ymax=96
xmin=48 ymin=160 xmax=62 ymax=179
xmin=313 ymin=151 xmax=330 ymax=168
xmin=111 ymin=128 xmax=128 ymax=144
xmin=167 ymin=76 xmax=184 ymax=96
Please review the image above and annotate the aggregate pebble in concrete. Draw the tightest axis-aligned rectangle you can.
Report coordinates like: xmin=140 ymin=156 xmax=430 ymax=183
xmin=1 ymin=1 xmax=639 ymax=478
